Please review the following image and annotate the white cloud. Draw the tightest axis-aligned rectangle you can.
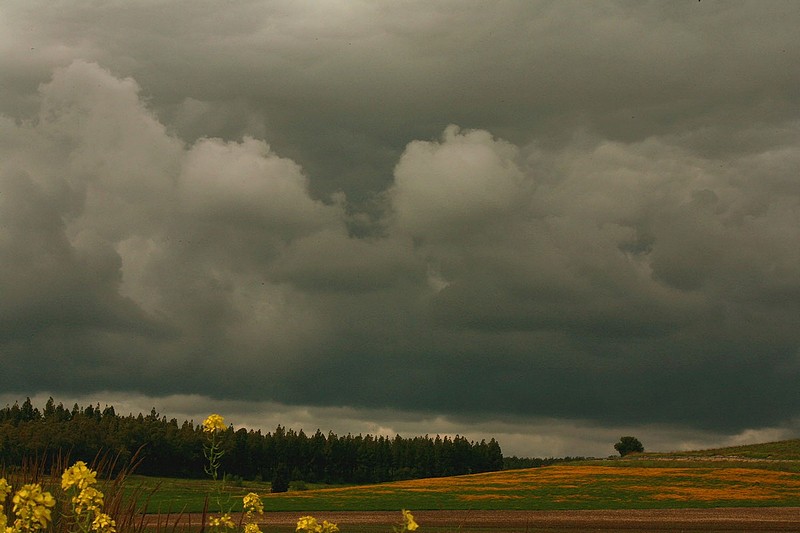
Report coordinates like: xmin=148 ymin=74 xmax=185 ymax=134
xmin=390 ymin=125 xmax=527 ymax=239
xmin=179 ymin=136 xmax=335 ymax=233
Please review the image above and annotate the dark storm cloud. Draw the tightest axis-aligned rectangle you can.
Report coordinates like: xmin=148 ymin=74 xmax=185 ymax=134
xmin=6 ymin=2 xmax=799 ymax=196
xmin=2 ymin=1 xmax=800 ymax=456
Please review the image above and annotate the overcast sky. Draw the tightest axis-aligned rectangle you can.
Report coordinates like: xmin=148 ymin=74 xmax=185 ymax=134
xmin=2 ymin=1 xmax=800 ymax=458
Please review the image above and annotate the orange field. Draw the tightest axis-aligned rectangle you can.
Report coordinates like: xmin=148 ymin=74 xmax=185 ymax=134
xmin=260 ymin=465 xmax=800 ymax=510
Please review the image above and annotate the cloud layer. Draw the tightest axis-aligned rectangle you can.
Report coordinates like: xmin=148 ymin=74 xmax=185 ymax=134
xmin=2 ymin=1 xmax=800 ymax=456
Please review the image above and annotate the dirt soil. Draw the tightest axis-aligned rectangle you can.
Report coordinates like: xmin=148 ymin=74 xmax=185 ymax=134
xmin=143 ymin=508 xmax=800 ymax=531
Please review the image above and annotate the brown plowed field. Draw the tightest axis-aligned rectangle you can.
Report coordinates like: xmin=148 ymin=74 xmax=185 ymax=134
xmin=143 ymin=508 xmax=800 ymax=531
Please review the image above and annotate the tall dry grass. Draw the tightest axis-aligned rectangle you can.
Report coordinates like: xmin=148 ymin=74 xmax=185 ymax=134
xmin=1 ymin=448 xmax=203 ymax=533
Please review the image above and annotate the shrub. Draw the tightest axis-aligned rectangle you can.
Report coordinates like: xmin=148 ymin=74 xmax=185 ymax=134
xmin=270 ymin=464 xmax=290 ymax=493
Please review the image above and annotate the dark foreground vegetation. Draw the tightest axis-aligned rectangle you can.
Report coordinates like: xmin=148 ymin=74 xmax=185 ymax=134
xmin=0 ymin=398 xmax=503 ymax=484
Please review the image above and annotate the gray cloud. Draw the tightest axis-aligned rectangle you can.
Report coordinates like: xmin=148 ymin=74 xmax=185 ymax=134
xmin=2 ymin=1 xmax=800 ymax=457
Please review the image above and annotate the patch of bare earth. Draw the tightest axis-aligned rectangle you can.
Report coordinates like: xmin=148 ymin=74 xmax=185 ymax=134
xmin=144 ymin=508 xmax=800 ymax=531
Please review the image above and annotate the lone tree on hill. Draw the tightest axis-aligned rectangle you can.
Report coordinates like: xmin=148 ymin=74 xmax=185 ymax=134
xmin=614 ymin=436 xmax=644 ymax=456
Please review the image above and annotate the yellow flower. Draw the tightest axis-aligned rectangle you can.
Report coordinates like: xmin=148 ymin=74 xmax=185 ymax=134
xmin=208 ymin=514 xmax=235 ymax=529
xmin=91 ymin=513 xmax=116 ymax=533
xmin=296 ymin=516 xmax=337 ymax=533
xmin=73 ymin=486 xmax=105 ymax=514
xmin=0 ymin=478 xmax=11 ymax=499
xmin=243 ymin=492 xmax=264 ymax=514
xmin=244 ymin=523 xmax=262 ymax=533
xmin=320 ymin=520 xmax=339 ymax=533
xmin=0 ymin=477 xmax=10 ymax=530
xmin=402 ymin=509 xmax=419 ymax=531
xmin=296 ymin=515 xmax=319 ymax=532
xmin=62 ymin=461 xmax=98 ymax=491
xmin=202 ymin=414 xmax=226 ymax=433
xmin=11 ymin=484 xmax=55 ymax=531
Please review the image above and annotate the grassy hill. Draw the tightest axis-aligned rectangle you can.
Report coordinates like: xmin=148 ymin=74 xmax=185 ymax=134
xmin=255 ymin=463 xmax=800 ymax=511
xmin=594 ymin=439 xmax=800 ymax=468
xmin=123 ymin=440 xmax=800 ymax=513
xmin=658 ymin=439 xmax=800 ymax=460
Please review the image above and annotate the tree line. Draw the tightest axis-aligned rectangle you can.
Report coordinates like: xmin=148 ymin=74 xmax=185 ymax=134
xmin=501 ymin=455 xmax=588 ymax=469
xmin=0 ymin=398 xmax=504 ymax=486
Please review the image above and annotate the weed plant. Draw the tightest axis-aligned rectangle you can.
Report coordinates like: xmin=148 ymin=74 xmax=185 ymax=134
xmin=1 ymin=450 xmax=153 ymax=533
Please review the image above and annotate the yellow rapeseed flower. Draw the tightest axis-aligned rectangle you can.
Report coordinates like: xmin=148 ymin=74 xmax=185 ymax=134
xmin=0 ymin=477 xmax=10 ymax=529
xmin=202 ymin=414 xmax=226 ymax=433
xmin=319 ymin=520 xmax=339 ymax=533
xmin=295 ymin=516 xmax=319 ymax=532
xmin=73 ymin=486 xmax=105 ymax=514
xmin=91 ymin=513 xmax=116 ymax=533
xmin=296 ymin=516 xmax=338 ymax=533
xmin=208 ymin=514 xmax=235 ymax=529
xmin=243 ymin=492 xmax=264 ymax=514
xmin=62 ymin=461 xmax=98 ymax=491
xmin=402 ymin=509 xmax=419 ymax=531
xmin=244 ymin=523 xmax=262 ymax=533
xmin=11 ymin=483 xmax=55 ymax=531
xmin=0 ymin=478 xmax=11 ymax=499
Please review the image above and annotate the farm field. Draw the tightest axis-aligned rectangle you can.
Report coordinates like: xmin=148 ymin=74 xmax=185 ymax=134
xmin=252 ymin=465 xmax=800 ymax=511
xmin=130 ymin=463 xmax=800 ymax=513
xmin=129 ymin=441 xmax=800 ymax=530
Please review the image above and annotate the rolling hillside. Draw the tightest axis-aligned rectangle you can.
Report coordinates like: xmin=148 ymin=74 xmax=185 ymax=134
xmin=245 ymin=440 xmax=800 ymax=512
xmin=624 ymin=439 xmax=800 ymax=462
xmin=123 ymin=439 xmax=800 ymax=513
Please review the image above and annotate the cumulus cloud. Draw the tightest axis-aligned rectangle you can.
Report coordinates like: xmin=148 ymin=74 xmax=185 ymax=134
xmin=390 ymin=125 xmax=527 ymax=239
xmin=1 ymin=61 xmax=342 ymax=392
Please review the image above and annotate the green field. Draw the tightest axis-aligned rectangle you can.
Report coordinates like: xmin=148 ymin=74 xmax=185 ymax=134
xmin=127 ymin=440 xmax=800 ymax=514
